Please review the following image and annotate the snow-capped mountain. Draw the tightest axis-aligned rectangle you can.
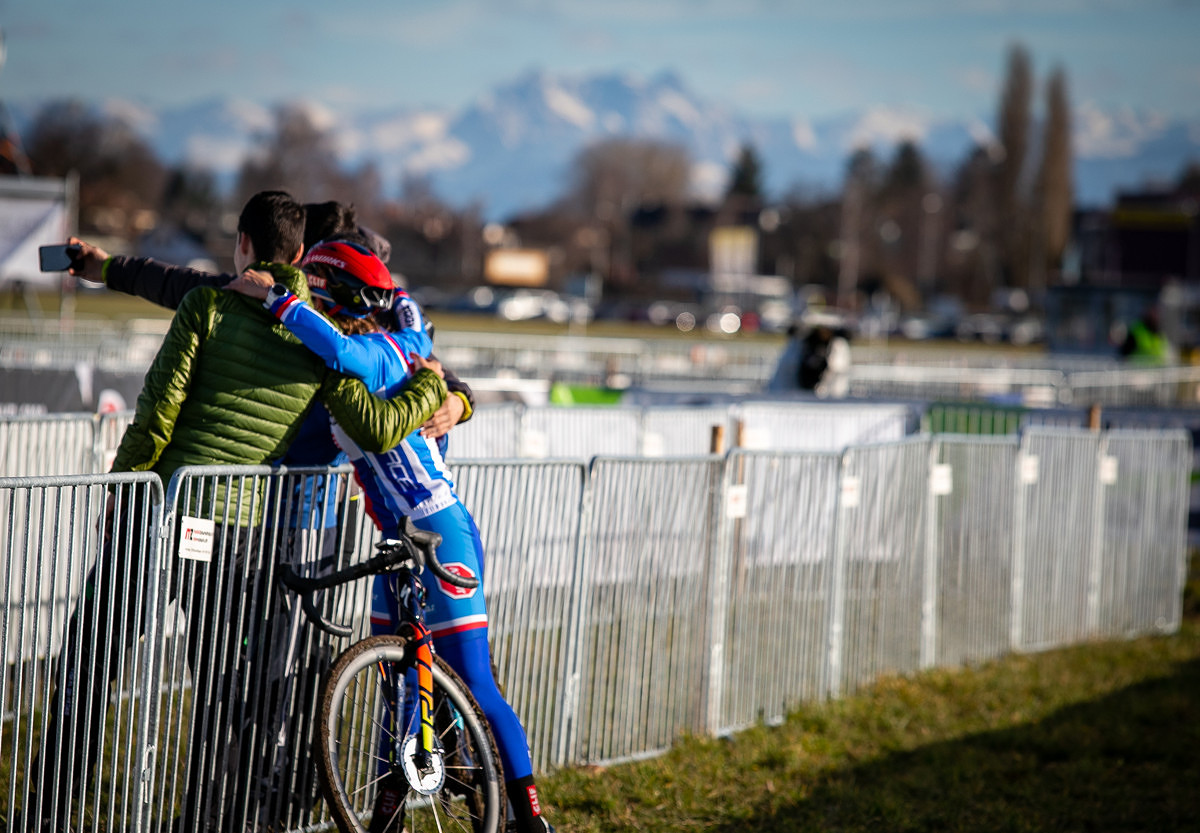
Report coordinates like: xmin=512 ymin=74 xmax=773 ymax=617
xmin=9 ymin=70 xmax=1200 ymax=220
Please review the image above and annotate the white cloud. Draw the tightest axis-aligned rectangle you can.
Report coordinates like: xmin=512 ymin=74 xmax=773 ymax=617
xmin=965 ymin=116 xmax=1003 ymax=160
xmin=370 ymin=113 xmax=452 ymax=153
xmin=602 ymin=112 xmax=626 ymax=133
xmin=656 ymin=90 xmax=702 ymax=127
xmin=101 ymin=99 xmax=159 ymax=134
xmin=185 ymin=135 xmax=252 ymax=172
xmin=224 ymin=100 xmax=274 ymax=133
xmin=405 ymin=138 xmax=472 ymax=174
xmin=792 ymin=119 xmax=817 ymax=151
xmin=1073 ymin=101 xmax=1169 ymax=158
xmin=846 ymin=108 xmax=929 ymax=149
xmin=544 ymin=83 xmax=595 ymax=129
xmin=292 ymin=100 xmax=337 ymax=132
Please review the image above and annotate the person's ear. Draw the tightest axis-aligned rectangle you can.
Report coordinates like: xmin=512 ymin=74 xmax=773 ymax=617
xmin=238 ymin=232 xmax=252 ymax=259
xmin=290 ymin=243 xmax=304 ymax=264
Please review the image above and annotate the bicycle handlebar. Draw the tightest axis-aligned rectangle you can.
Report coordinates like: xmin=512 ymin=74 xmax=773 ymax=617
xmin=278 ymin=518 xmax=478 ymax=637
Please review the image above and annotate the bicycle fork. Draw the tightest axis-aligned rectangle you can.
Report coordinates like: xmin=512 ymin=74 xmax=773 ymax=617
xmin=409 ymin=621 xmax=437 ymax=775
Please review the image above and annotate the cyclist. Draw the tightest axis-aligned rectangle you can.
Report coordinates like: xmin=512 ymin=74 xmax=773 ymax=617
xmin=230 ymin=239 xmax=555 ymax=833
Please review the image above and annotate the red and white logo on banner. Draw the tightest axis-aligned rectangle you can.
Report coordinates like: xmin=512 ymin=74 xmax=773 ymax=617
xmin=438 ymin=562 xmax=479 ymax=599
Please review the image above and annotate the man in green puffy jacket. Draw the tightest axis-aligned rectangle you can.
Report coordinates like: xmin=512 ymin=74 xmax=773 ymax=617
xmin=92 ymin=190 xmax=446 ymax=507
xmin=31 ymin=191 xmax=447 ymax=833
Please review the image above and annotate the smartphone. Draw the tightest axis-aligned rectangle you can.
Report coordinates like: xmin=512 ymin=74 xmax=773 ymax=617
xmin=39 ymin=243 xmax=80 ymax=273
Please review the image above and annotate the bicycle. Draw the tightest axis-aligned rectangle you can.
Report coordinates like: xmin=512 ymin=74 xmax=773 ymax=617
xmin=279 ymin=517 xmax=507 ymax=833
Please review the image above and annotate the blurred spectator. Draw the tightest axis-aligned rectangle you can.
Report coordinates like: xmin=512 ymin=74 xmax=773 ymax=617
xmin=1119 ymin=307 xmax=1175 ymax=364
xmin=818 ymin=326 xmax=852 ymax=397
xmin=766 ymin=322 xmax=851 ymax=396
xmin=766 ymin=322 xmax=804 ymax=392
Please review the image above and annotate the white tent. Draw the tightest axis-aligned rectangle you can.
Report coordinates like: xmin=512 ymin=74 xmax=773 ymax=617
xmin=0 ymin=174 xmax=76 ymax=288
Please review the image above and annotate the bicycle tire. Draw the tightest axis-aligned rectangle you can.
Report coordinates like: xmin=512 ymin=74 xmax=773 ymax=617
xmin=317 ymin=634 xmax=506 ymax=833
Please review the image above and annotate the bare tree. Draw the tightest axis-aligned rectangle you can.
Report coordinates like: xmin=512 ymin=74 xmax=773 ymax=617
xmin=837 ymin=148 xmax=879 ymax=308
xmin=160 ymin=166 xmax=221 ymax=238
xmin=1178 ymin=162 xmax=1200 ymax=197
xmin=878 ymin=140 xmax=934 ymax=304
xmin=235 ymin=104 xmax=381 ymax=218
xmin=948 ymin=145 xmax=1002 ymax=307
xmin=565 ymin=138 xmax=691 ymax=220
xmin=26 ymin=99 xmax=166 ymax=237
xmin=1035 ymin=66 xmax=1073 ymax=284
xmin=562 ymin=138 xmax=692 ymax=286
xmin=995 ymin=43 xmax=1034 ymax=290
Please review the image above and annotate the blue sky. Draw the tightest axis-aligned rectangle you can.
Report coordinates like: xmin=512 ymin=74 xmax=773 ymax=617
xmin=2 ymin=0 xmax=1199 ymax=120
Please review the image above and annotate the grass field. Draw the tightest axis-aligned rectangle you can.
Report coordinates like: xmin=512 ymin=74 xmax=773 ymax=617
xmin=537 ymin=555 xmax=1200 ymax=833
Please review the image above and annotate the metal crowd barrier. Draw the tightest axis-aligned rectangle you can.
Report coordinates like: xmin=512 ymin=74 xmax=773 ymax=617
xmin=451 ymin=460 xmax=586 ymax=771
xmin=0 ymin=473 xmax=164 ymax=833
xmin=448 ymin=400 xmax=918 ymax=461
xmin=0 ymin=412 xmax=134 ymax=478
xmin=848 ymin=362 xmax=1200 ymax=407
xmin=9 ymin=313 xmax=1200 ymax=406
xmin=4 ymin=402 xmax=917 ymax=479
xmin=0 ymin=413 xmax=103 ymax=476
xmin=0 ymin=428 xmax=1191 ymax=832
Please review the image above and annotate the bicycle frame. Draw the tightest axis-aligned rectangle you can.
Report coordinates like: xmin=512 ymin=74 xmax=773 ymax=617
xmin=278 ymin=521 xmax=483 ymax=805
xmin=392 ymin=567 xmax=438 ymax=774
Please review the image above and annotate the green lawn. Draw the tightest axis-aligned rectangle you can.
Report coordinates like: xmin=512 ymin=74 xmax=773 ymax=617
xmin=538 ymin=556 xmax=1200 ymax=832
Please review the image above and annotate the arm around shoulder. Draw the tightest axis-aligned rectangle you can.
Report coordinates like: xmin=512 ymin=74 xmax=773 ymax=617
xmin=321 ymin=367 xmax=447 ymax=453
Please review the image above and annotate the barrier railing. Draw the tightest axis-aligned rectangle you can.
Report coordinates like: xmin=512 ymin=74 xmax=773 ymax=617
xmin=848 ymin=362 xmax=1200 ymax=407
xmin=0 ymin=413 xmax=103 ymax=476
xmin=3 ymin=401 xmax=917 ymax=480
xmin=9 ymin=315 xmax=1200 ymax=406
xmin=0 ymin=472 xmax=163 ymax=833
xmin=450 ymin=400 xmax=917 ymax=461
xmin=0 ymin=428 xmax=1190 ymax=831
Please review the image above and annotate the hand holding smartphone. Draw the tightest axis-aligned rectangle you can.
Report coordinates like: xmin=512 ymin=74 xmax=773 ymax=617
xmin=38 ymin=243 xmax=83 ymax=273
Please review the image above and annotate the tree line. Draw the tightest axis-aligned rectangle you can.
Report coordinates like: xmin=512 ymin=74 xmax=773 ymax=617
xmin=6 ymin=44 xmax=1194 ymax=315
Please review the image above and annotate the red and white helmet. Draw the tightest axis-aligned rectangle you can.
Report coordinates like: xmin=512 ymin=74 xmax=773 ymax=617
xmin=301 ymin=240 xmax=394 ymax=317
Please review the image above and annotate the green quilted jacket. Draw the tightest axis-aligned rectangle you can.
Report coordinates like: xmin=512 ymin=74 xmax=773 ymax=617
xmin=109 ymin=261 xmax=447 ymax=524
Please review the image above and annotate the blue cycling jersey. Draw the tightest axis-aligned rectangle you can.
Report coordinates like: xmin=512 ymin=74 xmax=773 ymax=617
xmin=265 ymin=287 xmax=537 ymax=785
xmin=267 ymin=289 xmax=457 ymax=522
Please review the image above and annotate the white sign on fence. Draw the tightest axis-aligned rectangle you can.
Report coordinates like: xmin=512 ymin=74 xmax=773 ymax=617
xmin=177 ymin=516 xmax=216 ymax=562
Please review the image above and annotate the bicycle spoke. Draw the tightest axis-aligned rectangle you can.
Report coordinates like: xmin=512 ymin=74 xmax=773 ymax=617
xmin=319 ymin=634 xmax=504 ymax=833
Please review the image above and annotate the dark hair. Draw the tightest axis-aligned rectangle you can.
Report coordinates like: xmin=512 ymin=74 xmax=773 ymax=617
xmin=238 ymin=191 xmax=305 ymax=264
xmin=303 ymin=201 xmax=359 ymax=252
xmin=303 ymin=200 xmax=391 ymax=264
xmin=325 ymin=309 xmax=380 ymax=336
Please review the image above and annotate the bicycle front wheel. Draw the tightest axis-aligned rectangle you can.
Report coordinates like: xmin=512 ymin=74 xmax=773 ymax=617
xmin=318 ymin=634 xmax=506 ymax=833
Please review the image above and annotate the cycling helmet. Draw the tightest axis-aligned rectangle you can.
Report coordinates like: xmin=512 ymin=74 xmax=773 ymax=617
xmin=301 ymin=239 xmax=394 ymax=317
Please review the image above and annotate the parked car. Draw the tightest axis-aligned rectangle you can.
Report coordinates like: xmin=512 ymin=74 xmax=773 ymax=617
xmin=956 ymin=313 xmax=1006 ymax=344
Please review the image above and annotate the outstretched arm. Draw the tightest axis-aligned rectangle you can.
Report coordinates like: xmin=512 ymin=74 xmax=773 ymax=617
xmin=73 ymin=236 xmax=234 ymax=310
